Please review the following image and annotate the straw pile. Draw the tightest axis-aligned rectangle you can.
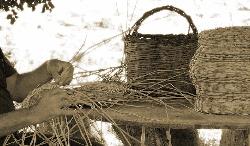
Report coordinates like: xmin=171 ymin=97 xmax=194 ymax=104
xmin=13 ymin=83 xmax=100 ymax=146
xmin=1 ymin=64 xmax=195 ymax=146
xmin=15 ymin=81 xmax=129 ymax=146
xmin=190 ymin=26 xmax=250 ymax=115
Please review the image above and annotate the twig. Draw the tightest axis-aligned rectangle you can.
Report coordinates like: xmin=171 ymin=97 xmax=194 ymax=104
xmin=69 ymin=34 xmax=88 ymax=63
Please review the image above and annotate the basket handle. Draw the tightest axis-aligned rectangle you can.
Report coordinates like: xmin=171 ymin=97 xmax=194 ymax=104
xmin=129 ymin=5 xmax=198 ymax=35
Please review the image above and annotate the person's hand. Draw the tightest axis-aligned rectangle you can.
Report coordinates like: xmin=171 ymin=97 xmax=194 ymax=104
xmin=46 ymin=59 xmax=74 ymax=86
xmin=31 ymin=88 xmax=75 ymax=121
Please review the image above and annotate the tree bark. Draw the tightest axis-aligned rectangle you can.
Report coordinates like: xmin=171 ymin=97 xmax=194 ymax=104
xmin=220 ymin=129 xmax=248 ymax=146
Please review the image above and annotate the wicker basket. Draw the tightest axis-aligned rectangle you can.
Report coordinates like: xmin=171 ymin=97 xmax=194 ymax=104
xmin=190 ymin=26 xmax=250 ymax=115
xmin=124 ymin=5 xmax=198 ymax=96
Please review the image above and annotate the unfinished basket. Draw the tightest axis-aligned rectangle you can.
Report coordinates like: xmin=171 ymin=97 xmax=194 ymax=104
xmin=124 ymin=5 xmax=198 ymax=96
xmin=190 ymin=26 xmax=250 ymax=115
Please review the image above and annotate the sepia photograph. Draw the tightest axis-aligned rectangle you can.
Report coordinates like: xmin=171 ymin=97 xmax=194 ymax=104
xmin=0 ymin=0 xmax=250 ymax=145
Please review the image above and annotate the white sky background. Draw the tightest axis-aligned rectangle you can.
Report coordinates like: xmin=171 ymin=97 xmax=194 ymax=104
xmin=0 ymin=0 xmax=249 ymax=145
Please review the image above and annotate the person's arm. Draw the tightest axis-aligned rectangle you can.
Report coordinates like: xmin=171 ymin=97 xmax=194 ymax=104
xmin=0 ymin=58 xmax=74 ymax=136
xmin=7 ymin=62 xmax=51 ymax=102
xmin=0 ymin=108 xmax=40 ymax=137
xmin=7 ymin=59 xmax=74 ymax=102
xmin=0 ymin=88 xmax=75 ymax=137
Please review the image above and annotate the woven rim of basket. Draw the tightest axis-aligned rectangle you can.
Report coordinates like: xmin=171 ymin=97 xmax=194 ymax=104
xmin=192 ymin=26 xmax=250 ymax=53
xmin=198 ymin=26 xmax=250 ymax=45
xmin=127 ymin=5 xmax=198 ymax=36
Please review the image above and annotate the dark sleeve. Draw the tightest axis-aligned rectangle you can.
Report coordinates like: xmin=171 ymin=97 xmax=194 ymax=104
xmin=2 ymin=55 xmax=17 ymax=77
xmin=0 ymin=48 xmax=17 ymax=77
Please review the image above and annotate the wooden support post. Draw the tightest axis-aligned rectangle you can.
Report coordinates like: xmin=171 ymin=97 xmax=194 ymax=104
xmin=141 ymin=126 xmax=145 ymax=146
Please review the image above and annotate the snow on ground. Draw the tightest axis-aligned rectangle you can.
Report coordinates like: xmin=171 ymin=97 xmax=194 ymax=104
xmin=0 ymin=0 xmax=249 ymax=145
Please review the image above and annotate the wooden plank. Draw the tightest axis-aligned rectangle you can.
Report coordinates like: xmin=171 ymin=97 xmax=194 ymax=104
xmin=248 ymin=133 xmax=250 ymax=146
xmin=80 ymin=103 xmax=250 ymax=129
xmin=70 ymin=83 xmax=250 ymax=129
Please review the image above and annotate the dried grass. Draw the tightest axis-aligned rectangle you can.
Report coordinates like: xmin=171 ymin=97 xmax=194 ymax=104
xmin=2 ymin=64 xmax=195 ymax=146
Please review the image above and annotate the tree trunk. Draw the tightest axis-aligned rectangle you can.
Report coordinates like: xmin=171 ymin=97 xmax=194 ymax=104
xmin=170 ymin=129 xmax=198 ymax=146
xmin=220 ymin=129 xmax=248 ymax=146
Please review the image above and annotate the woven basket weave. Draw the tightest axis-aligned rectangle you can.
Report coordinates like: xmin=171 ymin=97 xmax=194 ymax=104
xmin=124 ymin=5 xmax=198 ymax=96
xmin=190 ymin=26 xmax=250 ymax=115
